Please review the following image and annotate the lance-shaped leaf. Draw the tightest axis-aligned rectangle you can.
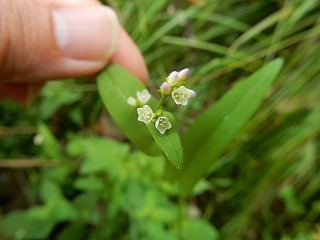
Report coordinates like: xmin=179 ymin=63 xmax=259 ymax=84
xmin=146 ymin=111 xmax=183 ymax=168
xmin=97 ymin=64 xmax=160 ymax=156
xmin=177 ymin=59 xmax=284 ymax=196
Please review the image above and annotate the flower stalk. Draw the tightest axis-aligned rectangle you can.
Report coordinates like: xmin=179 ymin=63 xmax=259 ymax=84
xmin=155 ymin=94 xmax=167 ymax=112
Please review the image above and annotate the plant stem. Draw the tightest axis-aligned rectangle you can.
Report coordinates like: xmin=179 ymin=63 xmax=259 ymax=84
xmin=177 ymin=196 xmax=184 ymax=240
xmin=155 ymin=94 xmax=167 ymax=111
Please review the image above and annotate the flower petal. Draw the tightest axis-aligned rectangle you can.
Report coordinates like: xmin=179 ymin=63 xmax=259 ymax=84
xmin=137 ymin=105 xmax=154 ymax=124
xmin=136 ymin=89 xmax=151 ymax=105
xmin=155 ymin=116 xmax=172 ymax=134
xmin=188 ymin=89 xmax=196 ymax=97
xmin=171 ymin=86 xmax=192 ymax=105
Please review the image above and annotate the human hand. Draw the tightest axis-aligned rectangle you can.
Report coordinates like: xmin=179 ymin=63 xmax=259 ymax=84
xmin=0 ymin=0 xmax=148 ymax=103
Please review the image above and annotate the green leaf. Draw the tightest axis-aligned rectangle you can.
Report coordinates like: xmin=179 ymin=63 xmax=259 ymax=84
xmin=178 ymin=59 xmax=284 ymax=196
xmin=74 ymin=176 xmax=104 ymax=192
xmin=146 ymin=111 xmax=183 ymax=168
xmin=97 ymin=64 xmax=160 ymax=156
xmin=56 ymin=223 xmax=86 ymax=240
xmin=182 ymin=219 xmax=219 ymax=240
xmin=40 ymin=180 xmax=62 ymax=203
xmin=67 ymin=136 xmax=129 ymax=177
xmin=38 ymin=123 xmax=62 ymax=159
xmin=40 ymin=80 xmax=82 ymax=120
xmin=72 ymin=193 xmax=100 ymax=224
xmin=0 ymin=210 xmax=54 ymax=240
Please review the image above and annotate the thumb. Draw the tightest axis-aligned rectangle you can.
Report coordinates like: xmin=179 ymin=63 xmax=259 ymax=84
xmin=0 ymin=0 xmax=148 ymax=103
xmin=0 ymin=0 xmax=123 ymax=82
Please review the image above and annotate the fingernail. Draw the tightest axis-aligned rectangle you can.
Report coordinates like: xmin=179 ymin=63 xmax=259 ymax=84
xmin=52 ymin=6 xmax=119 ymax=61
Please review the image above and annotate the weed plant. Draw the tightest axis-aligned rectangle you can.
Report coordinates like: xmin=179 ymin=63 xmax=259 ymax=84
xmin=0 ymin=0 xmax=320 ymax=239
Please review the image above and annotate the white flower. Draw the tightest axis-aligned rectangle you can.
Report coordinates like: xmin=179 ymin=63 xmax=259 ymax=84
xmin=137 ymin=105 xmax=154 ymax=124
xmin=171 ymin=86 xmax=195 ymax=105
xmin=137 ymin=89 xmax=151 ymax=105
xmin=155 ymin=116 xmax=172 ymax=134
xmin=127 ymin=97 xmax=137 ymax=107
xmin=167 ymin=71 xmax=179 ymax=86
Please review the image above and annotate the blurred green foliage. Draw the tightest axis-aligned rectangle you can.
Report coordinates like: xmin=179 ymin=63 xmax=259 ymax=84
xmin=1 ymin=0 xmax=320 ymax=239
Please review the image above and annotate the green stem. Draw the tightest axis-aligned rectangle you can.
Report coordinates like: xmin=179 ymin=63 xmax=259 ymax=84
xmin=155 ymin=94 xmax=167 ymax=111
xmin=177 ymin=196 xmax=184 ymax=240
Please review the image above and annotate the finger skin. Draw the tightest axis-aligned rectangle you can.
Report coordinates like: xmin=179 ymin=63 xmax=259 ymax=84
xmin=0 ymin=0 xmax=148 ymax=102
xmin=111 ymin=28 xmax=148 ymax=83
xmin=0 ymin=82 xmax=44 ymax=103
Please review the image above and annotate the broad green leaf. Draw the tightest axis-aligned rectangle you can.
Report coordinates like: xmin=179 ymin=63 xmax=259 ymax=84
xmin=40 ymin=180 xmax=63 ymax=203
xmin=56 ymin=223 xmax=86 ymax=240
xmin=0 ymin=211 xmax=54 ymax=239
xmin=40 ymin=80 xmax=82 ymax=120
xmin=38 ymin=123 xmax=62 ymax=159
xmin=67 ymin=137 xmax=129 ymax=178
xmin=97 ymin=64 xmax=160 ymax=156
xmin=74 ymin=177 xmax=104 ymax=192
xmin=72 ymin=193 xmax=99 ymax=224
xmin=146 ymin=111 xmax=183 ymax=168
xmin=178 ymin=59 xmax=284 ymax=196
xmin=183 ymin=219 xmax=219 ymax=240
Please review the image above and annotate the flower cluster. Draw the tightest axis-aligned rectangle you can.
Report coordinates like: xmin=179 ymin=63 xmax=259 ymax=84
xmin=160 ymin=68 xmax=196 ymax=105
xmin=135 ymin=104 xmax=172 ymax=134
xmin=127 ymin=68 xmax=195 ymax=134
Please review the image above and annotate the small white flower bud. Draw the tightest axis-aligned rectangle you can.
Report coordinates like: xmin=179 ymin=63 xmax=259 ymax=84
xmin=160 ymin=82 xmax=171 ymax=94
xmin=167 ymin=71 xmax=179 ymax=86
xmin=178 ymin=68 xmax=189 ymax=80
xmin=33 ymin=134 xmax=43 ymax=146
xmin=127 ymin=97 xmax=137 ymax=107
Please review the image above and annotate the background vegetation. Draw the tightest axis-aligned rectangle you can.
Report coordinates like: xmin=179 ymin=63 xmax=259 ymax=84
xmin=0 ymin=0 xmax=320 ymax=239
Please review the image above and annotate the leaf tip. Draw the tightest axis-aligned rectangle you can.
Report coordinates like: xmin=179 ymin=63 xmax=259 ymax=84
xmin=173 ymin=161 xmax=183 ymax=170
